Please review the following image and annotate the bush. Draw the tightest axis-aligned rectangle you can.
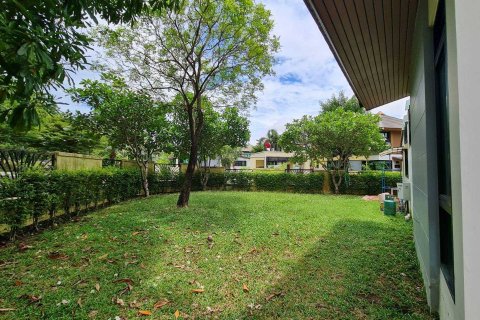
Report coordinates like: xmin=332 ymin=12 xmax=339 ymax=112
xmin=339 ymin=171 xmax=402 ymax=195
xmin=1 ymin=167 xmax=397 ymax=238
xmin=0 ymin=168 xmax=144 ymax=237
xmin=0 ymin=177 xmax=34 ymax=238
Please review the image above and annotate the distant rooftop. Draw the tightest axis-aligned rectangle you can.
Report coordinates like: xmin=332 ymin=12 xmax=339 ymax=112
xmin=377 ymin=112 xmax=403 ymax=130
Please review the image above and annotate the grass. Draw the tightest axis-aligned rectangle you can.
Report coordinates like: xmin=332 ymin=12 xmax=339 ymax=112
xmin=0 ymin=192 xmax=434 ymax=319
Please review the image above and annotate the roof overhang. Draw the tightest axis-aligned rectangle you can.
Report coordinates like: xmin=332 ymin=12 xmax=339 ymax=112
xmin=304 ymin=0 xmax=418 ymax=109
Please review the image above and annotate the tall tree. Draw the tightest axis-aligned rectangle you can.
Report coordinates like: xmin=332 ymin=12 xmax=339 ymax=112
xmin=96 ymin=0 xmax=278 ymax=207
xmin=0 ymin=0 xmax=181 ymax=129
xmin=280 ymin=109 xmax=386 ymax=194
xmin=320 ymin=91 xmax=365 ymax=114
xmin=70 ymin=74 xmax=172 ymax=197
xmin=267 ymin=129 xmax=280 ymax=150
xmin=171 ymin=97 xmax=250 ymax=189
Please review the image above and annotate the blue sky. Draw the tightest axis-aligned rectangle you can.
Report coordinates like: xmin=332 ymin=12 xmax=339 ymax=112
xmin=57 ymin=0 xmax=408 ymax=144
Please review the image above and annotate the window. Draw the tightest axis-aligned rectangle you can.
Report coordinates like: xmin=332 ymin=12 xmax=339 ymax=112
xmin=234 ymin=160 xmax=247 ymax=167
xmin=381 ymin=131 xmax=391 ymax=144
xmin=434 ymin=0 xmax=454 ymax=298
xmin=403 ymin=149 xmax=409 ymax=178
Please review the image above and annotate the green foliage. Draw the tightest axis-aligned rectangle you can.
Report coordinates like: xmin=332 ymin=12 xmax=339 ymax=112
xmin=96 ymin=0 xmax=278 ymax=206
xmin=0 ymin=168 xmax=402 ymax=238
xmin=0 ymin=0 xmax=181 ymax=129
xmin=224 ymin=171 xmax=324 ymax=193
xmin=0 ymin=177 xmax=33 ymax=238
xmin=0 ymin=168 xmax=144 ymax=236
xmin=0 ymin=111 xmax=103 ymax=153
xmin=338 ymin=171 xmax=402 ymax=195
xmin=320 ymin=91 xmax=365 ymax=113
xmin=70 ymin=73 xmax=172 ymax=196
xmin=280 ymin=108 xmax=387 ymax=193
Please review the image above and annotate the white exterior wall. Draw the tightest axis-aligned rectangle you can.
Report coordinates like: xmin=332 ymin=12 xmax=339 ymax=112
xmin=447 ymin=0 xmax=480 ymax=319
xmin=407 ymin=0 xmax=480 ymax=318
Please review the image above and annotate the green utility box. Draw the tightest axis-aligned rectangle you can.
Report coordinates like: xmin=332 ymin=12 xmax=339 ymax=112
xmin=384 ymin=200 xmax=396 ymax=216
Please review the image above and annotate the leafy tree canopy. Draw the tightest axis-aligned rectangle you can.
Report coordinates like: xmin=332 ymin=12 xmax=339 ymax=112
xmin=280 ymin=108 xmax=386 ymax=193
xmin=0 ymin=0 xmax=181 ymax=130
xmin=320 ymin=91 xmax=365 ymax=114
xmin=69 ymin=73 xmax=172 ymax=196
xmin=0 ymin=110 xmax=103 ymax=154
xmin=94 ymin=0 xmax=278 ymax=206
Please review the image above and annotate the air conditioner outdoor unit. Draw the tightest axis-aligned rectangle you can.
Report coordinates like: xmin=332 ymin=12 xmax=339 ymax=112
xmin=397 ymin=182 xmax=411 ymax=201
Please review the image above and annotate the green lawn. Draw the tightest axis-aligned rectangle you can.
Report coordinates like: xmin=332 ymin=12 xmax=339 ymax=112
xmin=0 ymin=192 xmax=433 ymax=319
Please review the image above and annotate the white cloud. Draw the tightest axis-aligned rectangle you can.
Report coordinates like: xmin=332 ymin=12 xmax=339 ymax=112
xmin=57 ymin=1 xmax=407 ymax=143
xmin=249 ymin=0 xmax=406 ymax=143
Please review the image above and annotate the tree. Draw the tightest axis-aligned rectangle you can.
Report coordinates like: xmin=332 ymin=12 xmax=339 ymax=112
xmin=280 ymin=108 xmax=386 ymax=194
xmin=0 ymin=0 xmax=181 ymax=129
xmin=267 ymin=129 xmax=280 ymax=150
xmin=171 ymin=96 xmax=250 ymax=189
xmin=320 ymin=91 xmax=365 ymax=114
xmin=70 ymin=74 xmax=171 ymax=197
xmin=0 ymin=111 xmax=103 ymax=154
xmin=219 ymin=145 xmax=241 ymax=169
xmin=96 ymin=0 xmax=278 ymax=207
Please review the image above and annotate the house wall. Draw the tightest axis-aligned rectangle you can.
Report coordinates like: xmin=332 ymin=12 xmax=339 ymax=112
xmin=448 ymin=0 xmax=480 ymax=318
xmin=390 ymin=130 xmax=402 ymax=148
xmin=408 ymin=0 xmax=441 ymax=312
xmin=408 ymin=0 xmax=480 ymax=318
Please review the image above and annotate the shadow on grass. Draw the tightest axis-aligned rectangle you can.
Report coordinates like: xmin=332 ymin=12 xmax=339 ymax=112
xmin=237 ymin=219 xmax=434 ymax=320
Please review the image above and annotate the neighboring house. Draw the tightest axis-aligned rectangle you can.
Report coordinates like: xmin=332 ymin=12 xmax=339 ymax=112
xmin=232 ymin=147 xmax=304 ymax=170
xmin=349 ymin=112 xmax=404 ymax=172
xmin=305 ymin=0 xmax=479 ymax=319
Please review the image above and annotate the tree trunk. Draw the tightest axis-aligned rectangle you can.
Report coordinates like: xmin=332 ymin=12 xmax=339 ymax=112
xmin=331 ymin=170 xmax=342 ymax=195
xmin=139 ymin=162 xmax=150 ymax=197
xmin=177 ymin=145 xmax=198 ymax=207
xmin=177 ymin=94 xmax=204 ymax=207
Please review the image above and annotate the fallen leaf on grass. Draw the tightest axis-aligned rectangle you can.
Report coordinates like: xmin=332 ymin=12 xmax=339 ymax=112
xmin=88 ymin=310 xmax=98 ymax=318
xmin=14 ymin=280 xmax=23 ymax=286
xmin=174 ymin=310 xmax=180 ymax=319
xmin=113 ymin=278 xmax=134 ymax=286
xmin=98 ymin=254 xmax=108 ymax=260
xmin=95 ymin=283 xmax=100 ymax=292
xmin=138 ymin=310 xmax=152 ymax=316
xmin=242 ymin=284 xmax=249 ymax=293
xmin=113 ymin=297 xmax=125 ymax=306
xmin=0 ymin=308 xmax=15 ymax=312
xmin=20 ymin=294 xmax=42 ymax=304
xmin=265 ymin=292 xmax=283 ymax=301
xmin=18 ymin=243 xmax=33 ymax=251
xmin=48 ymin=252 xmax=69 ymax=260
xmin=132 ymin=231 xmax=141 ymax=236
xmin=118 ymin=283 xmax=133 ymax=295
xmin=153 ymin=299 xmax=170 ymax=310
xmin=191 ymin=288 xmax=204 ymax=294
xmin=77 ymin=298 xmax=83 ymax=308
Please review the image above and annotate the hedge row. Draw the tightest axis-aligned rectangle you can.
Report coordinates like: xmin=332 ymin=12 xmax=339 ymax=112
xmin=0 ymin=168 xmax=143 ymax=238
xmin=338 ymin=171 xmax=403 ymax=195
xmin=0 ymin=168 xmax=401 ymax=238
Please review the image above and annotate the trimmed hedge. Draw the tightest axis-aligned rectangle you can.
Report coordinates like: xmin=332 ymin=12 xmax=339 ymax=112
xmin=0 ymin=168 xmax=400 ymax=238
xmin=0 ymin=168 xmax=143 ymax=238
xmin=224 ymin=171 xmax=325 ymax=193
xmin=338 ymin=171 xmax=402 ymax=195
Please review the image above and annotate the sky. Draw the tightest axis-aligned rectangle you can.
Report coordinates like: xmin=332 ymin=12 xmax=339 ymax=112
xmin=58 ymin=0 xmax=408 ymax=145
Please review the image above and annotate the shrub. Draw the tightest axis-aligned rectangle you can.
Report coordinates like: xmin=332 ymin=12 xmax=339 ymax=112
xmin=0 ymin=177 xmax=34 ymax=238
xmin=339 ymin=171 xmax=402 ymax=195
